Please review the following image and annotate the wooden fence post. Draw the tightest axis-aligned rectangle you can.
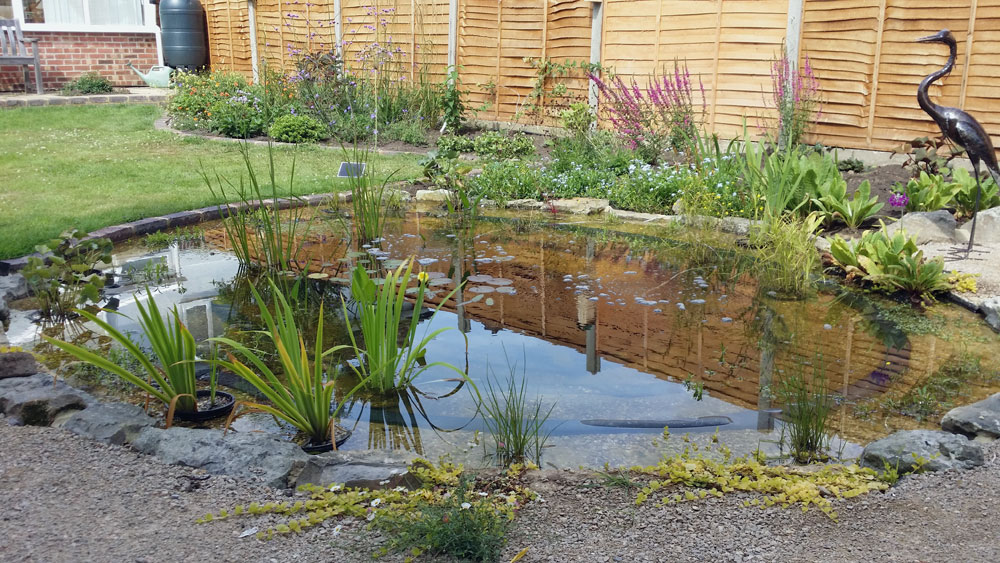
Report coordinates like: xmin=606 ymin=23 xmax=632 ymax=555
xmin=334 ymin=0 xmax=343 ymax=57
xmin=249 ymin=0 xmax=259 ymax=82
xmin=448 ymin=0 xmax=459 ymax=70
xmin=785 ymin=0 xmax=804 ymax=67
xmin=589 ymin=0 xmax=604 ymax=111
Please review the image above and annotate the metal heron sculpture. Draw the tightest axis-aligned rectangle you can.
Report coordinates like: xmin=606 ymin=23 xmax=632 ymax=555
xmin=916 ymin=29 xmax=1000 ymax=255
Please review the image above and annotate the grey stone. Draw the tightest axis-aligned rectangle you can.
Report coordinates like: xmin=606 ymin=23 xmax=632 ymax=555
xmin=0 ymin=295 xmax=7 ymax=329
xmin=956 ymin=205 xmax=1000 ymax=244
xmin=384 ymin=188 xmax=412 ymax=204
xmin=54 ymin=402 xmax=156 ymax=445
xmin=0 ymin=352 xmax=39 ymax=379
xmin=884 ymin=210 xmax=958 ymax=244
xmin=942 ymin=393 xmax=1000 ymax=439
xmin=131 ymin=426 xmax=309 ymax=488
xmin=861 ymin=429 xmax=983 ymax=473
xmin=294 ymin=449 xmax=418 ymax=489
xmin=719 ymin=216 xmax=753 ymax=236
xmin=551 ymin=198 xmax=609 ymax=215
xmin=0 ymin=274 xmax=28 ymax=301
xmin=506 ymin=199 xmax=544 ymax=210
xmin=982 ymin=297 xmax=1000 ymax=333
xmin=814 ymin=236 xmax=832 ymax=253
xmin=415 ymin=189 xmax=452 ymax=203
xmin=607 ymin=209 xmax=677 ymax=224
xmin=0 ymin=373 xmax=94 ymax=426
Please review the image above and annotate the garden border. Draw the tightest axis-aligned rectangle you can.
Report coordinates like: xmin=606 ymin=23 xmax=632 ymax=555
xmin=0 ymin=88 xmax=169 ymax=108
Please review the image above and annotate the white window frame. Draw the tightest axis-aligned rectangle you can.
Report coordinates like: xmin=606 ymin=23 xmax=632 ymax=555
xmin=12 ymin=0 xmax=159 ymax=33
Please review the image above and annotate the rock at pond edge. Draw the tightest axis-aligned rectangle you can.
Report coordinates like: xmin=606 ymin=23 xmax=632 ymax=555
xmin=861 ymin=429 xmax=983 ymax=474
xmin=942 ymin=393 xmax=1000 ymax=440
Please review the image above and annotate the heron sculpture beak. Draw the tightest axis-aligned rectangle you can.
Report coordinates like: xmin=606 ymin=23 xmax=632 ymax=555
xmin=917 ymin=29 xmax=948 ymax=43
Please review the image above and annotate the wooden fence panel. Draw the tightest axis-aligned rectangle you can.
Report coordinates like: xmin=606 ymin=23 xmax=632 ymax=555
xmin=458 ymin=0 xmax=500 ymax=119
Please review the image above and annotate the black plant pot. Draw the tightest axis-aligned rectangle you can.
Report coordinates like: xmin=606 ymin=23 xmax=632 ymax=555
xmin=301 ymin=427 xmax=353 ymax=454
xmin=172 ymin=390 xmax=236 ymax=422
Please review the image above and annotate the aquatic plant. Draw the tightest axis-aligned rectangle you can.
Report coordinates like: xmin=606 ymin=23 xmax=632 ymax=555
xmin=750 ymin=213 xmax=823 ymax=298
xmin=22 ymin=230 xmax=112 ymax=321
xmin=632 ymin=435 xmax=886 ymax=520
xmin=43 ymin=290 xmax=201 ymax=416
xmin=777 ymin=362 xmax=833 ymax=464
xmin=204 ymin=143 xmax=311 ymax=272
xmin=479 ymin=358 xmax=556 ymax=467
xmin=341 ymin=143 xmax=395 ymax=245
xmin=441 ymin=67 xmax=466 ymax=133
xmin=343 ymin=258 xmax=465 ymax=394
xmin=211 ymin=279 xmax=361 ymax=447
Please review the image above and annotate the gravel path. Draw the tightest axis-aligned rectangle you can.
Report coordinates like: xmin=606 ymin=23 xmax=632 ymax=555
xmin=2 ymin=420 xmax=999 ymax=563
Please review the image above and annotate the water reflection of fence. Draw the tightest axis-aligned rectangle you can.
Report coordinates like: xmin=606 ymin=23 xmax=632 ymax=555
xmin=202 ymin=218 xmax=949 ymax=438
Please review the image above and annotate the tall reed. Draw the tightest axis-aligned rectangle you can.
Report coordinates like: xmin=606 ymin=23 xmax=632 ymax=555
xmin=479 ymin=359 xmax=556 ymax=467
xmin=204 ymin=143 xmax=310 ymax=272
xmin=342 ymin=258 xmax=464 ymax=394
xmin=779 ymin=360 xmax=832 ymax=463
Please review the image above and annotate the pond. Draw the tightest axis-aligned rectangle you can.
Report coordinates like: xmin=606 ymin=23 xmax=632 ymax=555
xmin=9 ymin=209 xmax=1000 ymax=469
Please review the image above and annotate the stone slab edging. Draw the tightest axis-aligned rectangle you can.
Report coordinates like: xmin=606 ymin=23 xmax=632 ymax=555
xmin=0 ymin=372 xmax=415 ymax=489
xmin=0 ymin=89 xmax=169 ymax=109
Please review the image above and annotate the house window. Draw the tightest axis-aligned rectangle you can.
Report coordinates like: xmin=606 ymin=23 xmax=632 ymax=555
xmin=23 ymin=0 xmax=144 ymax=26
xmin=10 ymin=0 xmax=154 ymax=29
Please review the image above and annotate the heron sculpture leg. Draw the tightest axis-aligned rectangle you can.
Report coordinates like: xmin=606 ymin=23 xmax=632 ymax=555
xmin=968 ymin=161 xmax=983 ymax=257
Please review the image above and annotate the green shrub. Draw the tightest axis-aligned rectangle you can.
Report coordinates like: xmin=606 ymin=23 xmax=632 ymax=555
xmin=829 ymin=225 xmax=951 ymax=301
xmin=437 ymin=134 xmax=475 ymax=153
xmin=897 ymin=171 xmax=961 ymax=212
xmin=169 ymin=71 xmax=254 ymax=124
xmin=837 ymin=157 xmax=865 ymax=173
xmin=380 ymin=118 xmax=428 ymax=145
xmin=268 ymin=113 xmax=327 ymax=143
xmin=471 ymin=160 xmax=541 ymax=204
xmin=61 ymin=72 xmax=114 ymax=95
xmin=812 ymin=179 xmax=883 ymax=229
xmin=208 ymin=91 xmax=267 ymax=138
xmin=472 ymin=131 xmax=535 ymax=159
xmin=441 ymin=68 xmax=466 ymax=132
xmin=560 ymin=102 xmax=595 ymax=136
xmin=951 ymin=167 xmax=1000 ymax=218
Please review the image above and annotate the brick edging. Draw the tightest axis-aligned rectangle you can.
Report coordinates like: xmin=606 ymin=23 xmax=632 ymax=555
xmin=0 ymin=92 xmax=169 ymax=109
xmin=0 ymin=193 xmax=337 ymax=275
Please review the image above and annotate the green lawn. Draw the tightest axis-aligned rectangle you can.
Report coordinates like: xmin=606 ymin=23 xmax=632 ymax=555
xmin=0 ymin=104 xmax=424 ymax=259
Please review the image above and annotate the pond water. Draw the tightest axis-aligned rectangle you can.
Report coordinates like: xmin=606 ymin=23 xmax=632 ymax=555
xmin=10 ymin=210 xmax=1000 ymax=469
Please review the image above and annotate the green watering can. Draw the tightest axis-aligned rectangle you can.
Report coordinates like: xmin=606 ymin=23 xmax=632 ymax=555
xmin=126 ymin=62 xmax=173 ymax=88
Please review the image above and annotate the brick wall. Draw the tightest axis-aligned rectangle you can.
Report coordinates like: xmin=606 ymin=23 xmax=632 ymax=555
xmin=0 ymin=31 xmax=158 ymax=92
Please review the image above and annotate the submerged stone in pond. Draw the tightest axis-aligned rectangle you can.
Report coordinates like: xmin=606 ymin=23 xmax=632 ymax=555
xmin=417 ymin=258 xmax=438 ymax=266
xmin=468 ymin=275 xmax=493 ymax=283
xmin=677 ymin=303 xmax=686 ymax=310
xmin=468 ymin=286 xmax=495 ymax=293
xmin=474 ymin=258 xmax=493 ymax=263
xmin=624 ymin=271 xmax=637 ymax=275
xmin=721 ymin=317 xmax=733 ymax=323
xmin=689 ymin=299 xmax=706 ymax=305
xmin=487 ymin=278 xmax=513 ymax=286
